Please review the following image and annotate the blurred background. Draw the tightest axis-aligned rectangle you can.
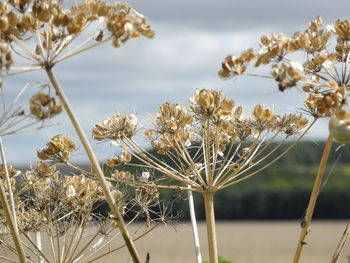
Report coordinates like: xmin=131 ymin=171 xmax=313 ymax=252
xmin=1 ymin=1 xmax=350 ymax=262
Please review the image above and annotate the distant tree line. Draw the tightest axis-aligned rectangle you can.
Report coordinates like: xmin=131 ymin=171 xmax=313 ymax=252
xmin=59 ymin=140 xmax=350 ymax=220
xmin=167 ymin=140 xmax=350 ymax=220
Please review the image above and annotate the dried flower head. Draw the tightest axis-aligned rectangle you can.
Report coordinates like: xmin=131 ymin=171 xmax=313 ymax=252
xmin=189 ymin=89 xmax=235 ymax=119
xmin=0 ymin=164 xmax=19 ymax=178
xmin=92 ymin=114 xmax=137 ymax=141
xmin=0 ymin=0 xmax=155 ymax=75
xmin=218 ymin=49 xmax=255 ymax=78
xmin=218 ymin=16 xmax=350 ymax=143
xmin=98 ymin=89 xmax=312 ymax=195
xmin=37 ymin=134 xmax=76 ymax=162
xmin=29 ymin=91 xmax=62 ymax=119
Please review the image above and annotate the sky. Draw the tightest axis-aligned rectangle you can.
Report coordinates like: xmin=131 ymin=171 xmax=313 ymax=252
xmin=2 ymin=0 xmax=349 ymax=165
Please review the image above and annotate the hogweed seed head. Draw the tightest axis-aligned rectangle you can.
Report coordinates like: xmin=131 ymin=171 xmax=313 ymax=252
xmin=0 ymin=0 xmax=155 ymax=75
xmin=29 ymin=91 xmax=62 ymax=119
xmin=218 ymin=16 xmax=350 ymax=143
xmin=98 ymin=89 xmax=312 ymax=194
xmin=92 ymin=114 xmax=137 ymax=141
xmin=37 ymin=134 xmax=76 ymax=162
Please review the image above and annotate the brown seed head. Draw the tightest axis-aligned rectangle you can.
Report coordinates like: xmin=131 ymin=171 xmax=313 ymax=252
xmin=93 ymin=114 xmax=137 ymax=141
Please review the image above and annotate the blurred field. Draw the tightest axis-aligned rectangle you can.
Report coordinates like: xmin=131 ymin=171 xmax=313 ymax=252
xmin=1 ymin=221 xmax=349 ymax=263
xmin=101 ymin=221 xmax=350 ymax=263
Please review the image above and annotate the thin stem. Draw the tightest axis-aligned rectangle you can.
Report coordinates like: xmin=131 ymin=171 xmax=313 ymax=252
xmin=61 ymin=220 xmax=84 ymax=263
xmin=0 ymin=138 xmax=27 ymax=263
xmin=45 ymin=68 xmax=141 ymax=263
xmin=0 ymin=255 xmax=19 ymax=263
xmin=203 ymin=191 xmax=218 ymax=263
xmin=55 ymin=36 xmax=113 ymax=64
xmin=36 ymin=232 xmax=44 ymax=263
xmin=330 ymin=221 xmax=350 ymax=263
xmin=46 ymin=227 xmax=58 ymax=263
xmin=5 ymin=67 xmax=42 ymax=77
xmin=292 ymin=134 xmax=333 ymax=263
xmin=187 ymin=186 xmax=202 ymax=263
xmin=67 ymin=222 xmax=96 ymax=263
xmin=220 ymin=118 xmax=316 ymax=190
xmin=13 ymin=39 xmax=41 ymax=62
xmin=85 ymin=222 xmax=161 ymax=263
xmin=0 ymin=137 xmax=17 ymax=222
xmin=19 ymin=229 xmax=50 ymax=263
xmin=111 ymin=177 xmax=202 ymax=193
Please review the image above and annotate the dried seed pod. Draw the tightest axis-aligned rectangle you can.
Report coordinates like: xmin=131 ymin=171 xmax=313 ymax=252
xmin=93 ymin=114 xmax=137 ymax=141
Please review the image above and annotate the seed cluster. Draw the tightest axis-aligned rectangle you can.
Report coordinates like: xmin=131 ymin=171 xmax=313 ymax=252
xmin=219 ymin=17 xmax=350 ymax=142
xmin=95 ymin=89 xmax=310 ymax=192
xmin=0 ymin=0 xmax=155 ymax=71
xmin=36 ymin=134 xmax=76 ymax=162
xmin=92 ymin=114 xmax=137 ymax=141
xmin=29 ymin=91 xmax=62 ymax=119
xmin=0 ymin=155 xmax=165 ymax=261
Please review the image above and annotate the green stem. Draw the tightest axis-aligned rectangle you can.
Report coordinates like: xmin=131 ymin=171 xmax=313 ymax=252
xmin=292 ymin=134 xmax=333 ymax=263
xmin=45 ymin=67 xmax=141 ymax=263
xmin=203 ymin=191 xmax=218 ymax=263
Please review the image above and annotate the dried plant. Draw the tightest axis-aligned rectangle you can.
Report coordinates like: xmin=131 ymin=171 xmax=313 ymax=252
xmin=0 ymin=77 xmax=62 ymax=263
xmin=0 ymin=82 xmax=61 ymax=137
xmin=0 ymin=0 xmax=155 ymax=262
xmin=0 ymin=135 xmax=170 ymax=263
xmin=218 ymin=16 xmax=350 ymax=263
xmin=93 ymin=89 xmax=314 ymax=263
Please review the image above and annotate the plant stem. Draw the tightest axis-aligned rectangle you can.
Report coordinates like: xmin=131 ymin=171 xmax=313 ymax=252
xmin=292 ymin=134 xmax=333 ymax=263
xmin=0 ymin=137 xmax=17 ymax=223
xmin=187 ymin=186 xmax=202 ymax=263
xmin=35 ymin=232 xmax=44 ymax=263
xmin=330 ymin=221 xmax=350 ymax=263
xmin=203 ymin=191 xmax=218 ymax=263
xmin=45 ymin=67 xmax=141 ymax=263
xmin=0 ymin=137 xmax=27 ymax=263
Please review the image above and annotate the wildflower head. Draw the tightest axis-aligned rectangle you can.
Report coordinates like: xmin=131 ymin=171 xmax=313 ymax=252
xmin=189 ymin=89 xmax=235 ymax=120
xmin=154 ymin=103 xmax=192 ymax=133
xmin=105 ymin=148 xmax=132 ymax=167
xmin=29 ymin=91 xmax=62 ymax=120
xmin=102 ymin=89 xmax=310 ymax=193
xmin=218 ymin=16 xmax=350 ymax=144
xmin=92 ymin=114 xmax=137 ymax=141
xmin=0 ymin=164 xmax=19 ymax=192
xmin=0 ymin=0 xmax=155 ymax=70
xmin=37 ymin=134 xmax=76 ymax=162
xmin=218 ymin=49 xmax=255 ymax=78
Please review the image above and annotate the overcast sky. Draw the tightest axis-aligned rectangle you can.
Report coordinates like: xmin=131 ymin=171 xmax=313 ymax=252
xmin=2 ymin=0 xmax=349 ymax=165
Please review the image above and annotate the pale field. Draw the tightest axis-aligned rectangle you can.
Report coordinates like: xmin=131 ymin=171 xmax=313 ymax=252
xmin=110 ymin=221 xmax=350 ymax=263
xmin=1 ymin=221 xmax=350 ymax=263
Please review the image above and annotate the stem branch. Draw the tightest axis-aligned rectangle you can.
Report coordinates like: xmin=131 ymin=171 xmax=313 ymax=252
xmin=0 ymin=137 xmax=27 ymax=263
xmin=45 ymin=67 xmax=141 ymax=263
xmin=203 ymin=192 xmax=218 ymax=263
xmin=292 ymin=134 xmax=333 ymax=263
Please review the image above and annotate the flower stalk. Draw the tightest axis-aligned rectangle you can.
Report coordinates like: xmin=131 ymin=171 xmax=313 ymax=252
xmin=93 ymin=89 xmax=312 ymax=262
xmin=45 ymin=67 xmax=141 ymax=263
xmin=292 ymin=134 xmax=333 ymax=263
xmin=330 ymin=221 xmax=350 ymax=263
xmin=0 ymin=137 xmax=27 ymax=263
xmin=203 ymin=192 xmax=218 ymax=263
xmin=187 ymin=186 xmax=202 ymax=263
xmin=0 ymin=137 xmax=17 ymax=222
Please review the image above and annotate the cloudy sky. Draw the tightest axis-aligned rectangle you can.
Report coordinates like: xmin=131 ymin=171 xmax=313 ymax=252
xmin=2 ymin=0 xmax=349 ymax=165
